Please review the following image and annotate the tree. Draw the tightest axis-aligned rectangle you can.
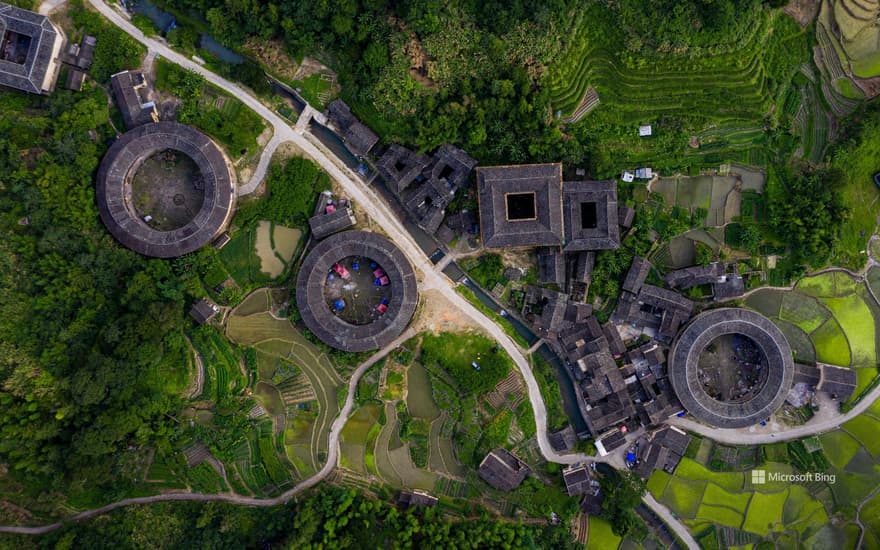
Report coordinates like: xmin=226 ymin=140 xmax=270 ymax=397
xmin=600 ymin=469 xmax=647 ymax=536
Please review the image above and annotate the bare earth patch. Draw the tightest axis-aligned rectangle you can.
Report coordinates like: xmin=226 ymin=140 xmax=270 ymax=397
xmin=255 ymin=221 xmax=285 ymax=277
xmin=413 ymin=288 xmax=489 ymax=336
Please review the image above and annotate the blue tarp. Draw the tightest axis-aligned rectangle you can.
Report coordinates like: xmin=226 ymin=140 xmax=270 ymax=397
xmin=626 ymin=452 xmax=636 ymax=463
xmin=333 ymin=299 xmax=345 ymax=311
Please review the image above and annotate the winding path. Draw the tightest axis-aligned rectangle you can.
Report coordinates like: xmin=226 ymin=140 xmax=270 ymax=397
xmin=668 ymin=380 xmax=880 ymax=445
xmin=0 ymin=2 xmax=701 ymax=546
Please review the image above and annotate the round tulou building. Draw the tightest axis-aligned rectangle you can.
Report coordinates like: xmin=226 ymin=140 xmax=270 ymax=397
xmin=669 ymin=308 xmax=795 ymax=428
xmin=295 ymin=230 xmax=418 ymax=352
xmin=96 ymin=122 xmax=235 ymax=258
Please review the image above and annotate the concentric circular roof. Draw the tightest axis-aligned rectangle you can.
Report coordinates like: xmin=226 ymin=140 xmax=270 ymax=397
xmin=96 ymin=122 xmax=235 ymax=258
xmin=296 ymin=231 xmax=418 ymax=352
xmin=669 ymin=308 xmax=794 ymax=428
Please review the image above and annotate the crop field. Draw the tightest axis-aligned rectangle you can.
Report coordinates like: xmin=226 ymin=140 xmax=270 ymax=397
xmin=219 ymin=227 xmax=265 ymax=287
xmin=647 ymin=454 xmax=854 ymax=544
xmin=819 ymin=430 xmax=863 ymax=470
xmin=661 ymin=477 xmax=706 ymax=519
xmin=649 ymin=175 xmax=743 ymax=226
xmin=187 ymin=462 xmax=227 ymax=493
xmin=284 ymin=415 xmax=318 ymax=477
xmin=339 ymin=404 xmax=381 ymax=474
xmin=374 ymin=402 xmax=437 ymax=490
xmin=428 ymin=413 xmax=465 ymax=477
xmin=823 ymin=293 xmax=876 ymax=366
xmin=406 ymin=362 xmax=440 ymax=421
xmin=253 ymin=381 xmax=284 ymax=416
xmin=191 ymin=327 xmax=246 ymax=403
xmin=842 ymin=415 xmax=880 ymax=457
xmin=779 ymin=293 xmax=829 ymax=334
xmin=743 ymin=490 xmax=790 ymax=536
xmin=811 ymin=318 xmax=851 ymax=366
xmin=863 ymin=492 xmax=880 ymax=547
xmin=236 ymin=289 xmax=271 ymax=317
xmin=745 ymin=289 xmax=784 ymax=318
xmin=748 ymin=273 xmax=880 ymax=375
xmin=772 ymin=318 xmax=816 ymax=364
xmin=228 ymin=300 xmax=342 ymax=473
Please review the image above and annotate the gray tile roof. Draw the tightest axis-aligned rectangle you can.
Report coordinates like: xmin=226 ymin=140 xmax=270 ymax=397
xmin=308 ymin=207 xmax=356 ymax=240
xmin=477 ymin=163 xmax=563 ymax=248
xmin=96 ymin=122 xmax=235 ymax=258
xmin=342 ymin=122 xmax=379 ymax=157
xmin=537 ymin=246 xmax=565 ymax=287
xmin=425 ymin=143 xmax=476 ymax=191
xmin=562 ymin=180 xmax=621 ymax=252
xmin=478 ymin=449 xmax=530 ymax=491
xmin=622 ymin=257 xmax=651 ymax=294
xmin=189 ymin=298 xmax=219 ymax=324
xmin=0 ymin=4 xmax=62 ymax=94
xmin=324 ymin=100 xmax=380 ymax=156
xmin=376 ymin=144 xmax=431 ymax=194
xmin=295 ymin=230 xmax=418 ymax=352
xmin=111 ymin=70 xmax=159 ymax=129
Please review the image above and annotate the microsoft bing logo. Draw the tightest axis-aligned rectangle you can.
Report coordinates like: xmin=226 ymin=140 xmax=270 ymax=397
xmin=752 ymin=470 xmax=766 ymax=484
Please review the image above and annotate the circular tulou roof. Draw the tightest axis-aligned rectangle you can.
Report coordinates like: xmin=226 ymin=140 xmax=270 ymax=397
xmin=96 ymin=122 xmax=235 ymax=258
xmin=296 ymin=230 xmax=418 ymax=352
xmin=669 ymin=308 xmax=794 ymax=428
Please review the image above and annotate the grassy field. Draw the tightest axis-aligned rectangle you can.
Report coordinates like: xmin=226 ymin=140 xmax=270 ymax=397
xmin=828 ymin=120 xmax=880 ymax=267
xmin=420 ymin=332 xmax=513 ymax=395
xmin=587 ymin=516 xmax=621 ymax=550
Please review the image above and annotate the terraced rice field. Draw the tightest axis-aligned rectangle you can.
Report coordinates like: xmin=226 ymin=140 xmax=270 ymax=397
xmin=545 ymin=5 xmax=817 ymax=170
xmin=746 ymin=273 xmax=880 ymax=380
xmin=406 ymin=362 xmax=440 ymax=421
xmin=818 ymin=430 xmax=862 ymax=469
xmin=227 ymin=292 xmax=342 ymax=474
xmin=842 ymin=415 xmax=880 ymax=458
xmin=339 ymin=403 xmax=381 ymax=474
xmin=374 ymin=402 xmax=437 ymax=490
xmin=650 ymin=457 xmax=836 ymax=542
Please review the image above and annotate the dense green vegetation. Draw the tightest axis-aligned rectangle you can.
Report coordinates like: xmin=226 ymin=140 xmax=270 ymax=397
xmin=69 ymin=0 xmax=144 ymax=83
xmin=154 ymin=60 xmax=264 ymax=156
xmin=4 ymin=486 xmax=578 ymax=549
xmin=601 ymin=468 xmax=647 ymax=537
xmin=235 ymin=156 xmax=331 ymax=229
xmin=765 ymin=166 xmax=847 ymax=267
xmin=0 ymin=89 xmax=188 ymax=504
